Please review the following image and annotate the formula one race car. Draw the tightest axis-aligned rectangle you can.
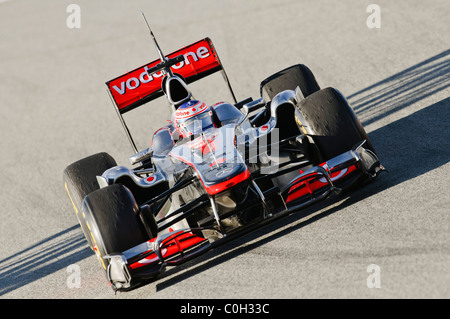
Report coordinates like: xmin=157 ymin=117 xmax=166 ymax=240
xmin=63 ymin=23 xmax=384 ymax=292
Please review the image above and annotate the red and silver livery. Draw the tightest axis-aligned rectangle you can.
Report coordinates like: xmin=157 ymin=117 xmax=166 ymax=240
xmin=63 ymin=23 xmax=385 ymax=292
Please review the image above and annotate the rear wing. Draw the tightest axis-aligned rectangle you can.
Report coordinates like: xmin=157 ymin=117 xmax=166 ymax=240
xmin=106 ymin=37 xmax=236 ymax=114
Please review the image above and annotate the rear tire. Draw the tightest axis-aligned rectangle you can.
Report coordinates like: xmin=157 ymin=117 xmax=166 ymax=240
xmin=82 ymin=184 xmax=150 ymax=270
xmin=260 ymin=64 xmax=320 ymax=101
xmin=63 ymin=152 xmax=117 ymax=248
xmin=296 ymin=87 xmax=375 ymax=162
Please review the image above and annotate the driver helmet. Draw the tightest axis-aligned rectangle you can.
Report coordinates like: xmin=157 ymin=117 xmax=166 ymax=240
xmin=173 ymin=100 xmax=214 ymax=137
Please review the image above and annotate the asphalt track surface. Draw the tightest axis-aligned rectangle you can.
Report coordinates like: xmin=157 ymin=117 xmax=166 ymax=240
xmin=0 ymin=0 xmax=449 ymax=299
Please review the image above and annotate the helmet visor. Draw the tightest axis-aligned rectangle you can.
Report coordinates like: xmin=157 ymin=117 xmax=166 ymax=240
xmin=179 ymin=111 xmax=214 ymax=135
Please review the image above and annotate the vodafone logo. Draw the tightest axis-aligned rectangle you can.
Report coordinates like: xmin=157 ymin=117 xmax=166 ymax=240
xmin=112 ymin=46 xmax=211 ymax=95
xmin=107 ymin=38 xmax=221 ymax=112
xmin=174 ymin=101 xmax=207 ymax=120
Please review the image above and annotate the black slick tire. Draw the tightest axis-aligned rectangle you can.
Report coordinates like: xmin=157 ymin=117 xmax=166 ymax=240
xmin=81 ymin=184 xmax=150 ymax=270
xmin=260 ymin=64 xmax=320 ymax=101
xmin=63 ymin=152 xmax=117 ymax=248
xmin=296 ymin=87 xmax=375 ymax=162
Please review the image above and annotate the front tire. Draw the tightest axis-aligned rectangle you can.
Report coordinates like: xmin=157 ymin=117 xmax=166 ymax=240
xmin=63 ymin=152 xmax=117 ymax=248
xmin=81 ymin=184 xmax=150 ymax=271
xmin=296 ymin=87 xmax=375 ymax=162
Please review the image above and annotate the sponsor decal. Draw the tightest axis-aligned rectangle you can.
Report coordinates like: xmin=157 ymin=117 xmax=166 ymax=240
xmin=174 ymin=101 xmax=207 ymax=119
xmin=213 ymin=167 xmax=234 ymax=178
xmin=106 ymin=38 xmax=221 ymax=112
